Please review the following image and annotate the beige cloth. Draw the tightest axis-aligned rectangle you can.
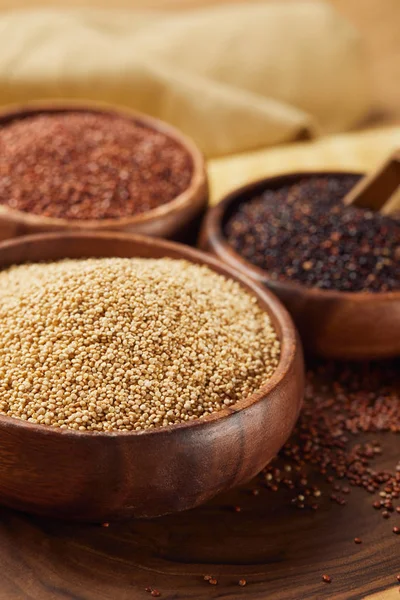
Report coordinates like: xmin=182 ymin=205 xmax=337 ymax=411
xmin=208 ymin=126 xmax=400 ymax=203
xmin=0 ymin=2 xmax=371 ymax=157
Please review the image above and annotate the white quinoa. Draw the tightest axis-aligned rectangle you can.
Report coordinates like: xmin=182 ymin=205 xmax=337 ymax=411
xmin=0 ymin=258 xmax=280 ymax=432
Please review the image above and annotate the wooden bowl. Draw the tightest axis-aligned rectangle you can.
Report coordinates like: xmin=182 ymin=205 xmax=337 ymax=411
xmin=0 ymin=232 xmax=303 ymax=521
xmin=200 ymin=172 xmax=400 ymax=360
xmin=0 ymin=102 xmax=208 ymax=245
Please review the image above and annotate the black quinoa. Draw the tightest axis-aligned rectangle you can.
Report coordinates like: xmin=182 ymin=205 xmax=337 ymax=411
xmin=224 ymin=175 xmax=400 ymax=292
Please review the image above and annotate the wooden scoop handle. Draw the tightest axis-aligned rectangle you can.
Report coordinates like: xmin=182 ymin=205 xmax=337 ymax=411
xmin=343 ymin=149 xmax=400 ymax=215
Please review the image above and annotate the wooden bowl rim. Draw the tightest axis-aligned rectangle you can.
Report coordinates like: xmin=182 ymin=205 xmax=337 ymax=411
xmin=0 ymin=100 xmax=206 ymax=228
xmin=205 ymin=170 xmax=400 ymax=302
xmin=0 ymin=231 xmax=299 ymax=439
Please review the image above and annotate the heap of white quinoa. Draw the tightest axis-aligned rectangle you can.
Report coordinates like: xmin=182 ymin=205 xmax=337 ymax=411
xmin=0 ymin=258 xmax=280 ymax=432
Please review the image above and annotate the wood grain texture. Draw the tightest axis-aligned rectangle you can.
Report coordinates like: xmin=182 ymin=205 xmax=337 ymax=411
xmin=0 ymin=102 xmax=208 ymax=245
xmin=200 ymin=171 xmax=400 ymax=360
xmin=0 ymin=359 xmax=397 ymax=600
xmin=0 ymin=231 xmax=303 ymax=521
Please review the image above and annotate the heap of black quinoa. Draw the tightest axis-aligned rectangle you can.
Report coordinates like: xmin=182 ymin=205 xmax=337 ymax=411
xmin=224 ymin=175 xmax=400 ymax=292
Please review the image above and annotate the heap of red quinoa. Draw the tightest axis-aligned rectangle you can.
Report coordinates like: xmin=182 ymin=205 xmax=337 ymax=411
xmin=0 ymin=112 xmax=193 ymax=220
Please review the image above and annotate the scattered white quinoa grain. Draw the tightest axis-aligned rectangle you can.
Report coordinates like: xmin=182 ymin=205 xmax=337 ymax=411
xmin=0 ymin=258 xmax=280 ymax=432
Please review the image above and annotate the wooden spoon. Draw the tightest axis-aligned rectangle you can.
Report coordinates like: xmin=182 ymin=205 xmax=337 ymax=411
xmin=342 ymin=149 xmax=400 ymax=215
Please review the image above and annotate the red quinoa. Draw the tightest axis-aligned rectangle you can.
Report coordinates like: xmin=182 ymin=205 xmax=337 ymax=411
xmin=0 ymin=112 xmax=193 ymax=220
xmin=260 ymin=360 xmax=399 ymax=516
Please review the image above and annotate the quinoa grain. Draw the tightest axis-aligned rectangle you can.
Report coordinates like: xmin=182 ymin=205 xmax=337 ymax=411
xmin=0 ymin=257 xmax=280 ymax=431
xmin=0 ymin=113 xmax=192 ymax=220
xmin=225 ymin=176 xmax=400 ymax=292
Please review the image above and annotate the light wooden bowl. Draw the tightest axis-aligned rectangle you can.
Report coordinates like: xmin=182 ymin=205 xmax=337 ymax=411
xmin=200 ymin=172 xmax=400 ymax=360
xmin=0 ymin=102 xmax=208 ymax=245
xmin=0 ymin=232 xmax=303 ymax=521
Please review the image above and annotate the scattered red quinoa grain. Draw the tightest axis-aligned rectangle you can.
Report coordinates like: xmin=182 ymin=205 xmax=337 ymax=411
xmin=354 ymin=537 xmax=362 ymax=544
xmin=208 ymin=578 xmax=218 ymax=585
xmin=259 ymin=360 xmax=399 ymax=520
xmin=393 ymin=526 xmax=400 ymax=535
xmin=150 ymin=590 xmax=161 ymax=598
xmin=203 ymin=575 xmax=212 ymax=582
xmin=238 ymin=579 xmax=247 ymax=587
xmin=101 ymin=522 xmax=110 ymax=528
xmin=322 ymin=574 xmax=332 ymax=583
xmin=0 ymin=112 xmax=193 ymax=220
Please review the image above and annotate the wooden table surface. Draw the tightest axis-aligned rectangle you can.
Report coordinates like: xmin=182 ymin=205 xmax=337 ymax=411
xmin=0 ymin=359 xmax=398 ymax=600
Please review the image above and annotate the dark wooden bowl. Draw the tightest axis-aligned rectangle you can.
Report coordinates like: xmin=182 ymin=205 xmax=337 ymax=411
xmin=200 ymin=172 xmax=400 ymax=360
xmin=0 ymin=232 xmax=303 ymax=521
xmin=0 ymin=102 xmax=208 ymax=245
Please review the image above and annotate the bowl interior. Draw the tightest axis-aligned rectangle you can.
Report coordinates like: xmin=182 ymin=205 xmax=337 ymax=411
xmin=212 ymin=171 xmax=400 ymax=299
xmin=0 ymin=232 xmax=297 ymax=437
xmin=0 ymin=103 xmax=206 ymax=228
